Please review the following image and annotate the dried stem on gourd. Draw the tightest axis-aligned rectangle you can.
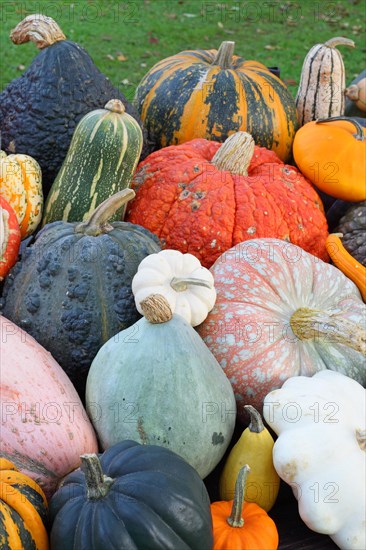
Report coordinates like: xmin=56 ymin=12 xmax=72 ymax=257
xmin=227 ymin=464 xmax=251 ymax=528
xmin=74 ymin=189 xmax=135 ymax=236
xmin=80 ymin=454 xmax=114 ymax=500
xmin=170 ymin=277 xmax=212 ymax=292
xmin=244 ymin=405 xmax=265 ymax=434
xmin=11 ymin=14 xmax=66 ymax=49
xmin=212 ymin=41 xmax=235 ymax=69
xmin=140 ymin=294 xmax=173 ymax=324
xmin=290 ymin=307 xmax=366 ymax=355
xmin=323 ymin=37 xmax=355 ymax=49
xmin=211 ymin=132 xmax=255 ymax=176
xmin=105 ymin=99 xmax=126 ymax=114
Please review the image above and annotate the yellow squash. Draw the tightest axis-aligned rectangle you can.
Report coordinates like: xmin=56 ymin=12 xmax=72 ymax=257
xmin=219 ymin=405 xmax=280 ymax=512
xmin=0 ymin=150 xmax=43 ymax=238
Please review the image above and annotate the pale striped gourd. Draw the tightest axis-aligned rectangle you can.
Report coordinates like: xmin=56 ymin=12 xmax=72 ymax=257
xmin=42 ymin=99 xmax=142 ymax=225
xmin=296 ymin=36 xmax=355 ymax=125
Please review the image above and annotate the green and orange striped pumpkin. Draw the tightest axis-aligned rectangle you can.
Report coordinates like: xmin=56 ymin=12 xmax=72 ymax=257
xmin=134 ymin=41 xmax=298 ymax=162
xmin=0 ymin=457 xmax=49 ymax=549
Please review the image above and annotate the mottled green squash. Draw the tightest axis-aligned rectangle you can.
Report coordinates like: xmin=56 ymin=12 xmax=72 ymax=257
xmin=42 ymin=99 xmax=142 ymax=225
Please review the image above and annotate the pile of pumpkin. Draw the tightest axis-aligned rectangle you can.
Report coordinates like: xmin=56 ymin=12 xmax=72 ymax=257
xmin=0 ymin=14 xmax=365 ymax=550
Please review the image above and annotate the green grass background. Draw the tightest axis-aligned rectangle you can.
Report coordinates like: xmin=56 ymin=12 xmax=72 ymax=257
xmin=0 ymin=0 xmax=365 ymax=101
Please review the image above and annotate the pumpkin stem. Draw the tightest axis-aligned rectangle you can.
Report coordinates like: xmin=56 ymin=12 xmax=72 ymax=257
xmin=212 ymin=41 xmax=235 ymax=69
xmin=10 ymin=14 xmax=66 ymax=49
xmin=104 ymin=99 xmax=126 ymax=114
xmin=170 ymin=277 xmax=212 ymax=292
xmin=227 ymin=464 xmax=251 ymax=528
xmin=244 ymin=405 xmax=264 ymax=433
xmin=80 ymin=454 xmax=115 ymax=500
xmin=316 ymin=117 xmax=365 ymax=141
xmin=290 ymin=307 xmax=366 ymax=355
xmin=323 ymin=37 xmax=355 ymax=49
xmin=140 ymin=294 xmax=173 ymax=324
xmin=74 ymin=189 xmax=135 ymax=236
xmin=356 ymin=429 xmax=366 ymax=451
xmin=211 ymin=132 xmax=255 ymax=176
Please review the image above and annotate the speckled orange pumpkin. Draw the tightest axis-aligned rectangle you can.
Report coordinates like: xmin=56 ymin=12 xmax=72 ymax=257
xmin=126 ymin=132 xmax=329 ymax=268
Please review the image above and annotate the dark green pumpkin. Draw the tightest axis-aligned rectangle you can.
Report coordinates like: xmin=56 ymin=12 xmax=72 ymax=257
xmin=336 ymin=201 xmax=366 ymax=266
xmin=49 ymin=440 xmax=214 ymax=550
xmin=0 ymin=14 xmax=150 ymax=199
xmin=0 ymin=190 xmax=161 ymax=396
xmin=134 ymin=40 xmax=298 ymax=162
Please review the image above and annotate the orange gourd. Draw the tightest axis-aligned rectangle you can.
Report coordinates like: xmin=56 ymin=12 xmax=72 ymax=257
xmin=326 ymin=233 xmax=366 ymax=301
xmin=211 ymin=465 xmax=279 ymax=550
xmin=0 ymin=457 xmax=49 ymax=549
xmin=0 ymin=150 xmax=43 ymax=238
xmin=293 ymin=116 xmax=366 ymax=201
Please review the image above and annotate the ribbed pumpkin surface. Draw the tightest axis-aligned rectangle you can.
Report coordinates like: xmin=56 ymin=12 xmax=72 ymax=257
xmin=134 ymin=44 xmax=298 ymax=162
xmin=126 ymin=138 xmax=329 ymax=268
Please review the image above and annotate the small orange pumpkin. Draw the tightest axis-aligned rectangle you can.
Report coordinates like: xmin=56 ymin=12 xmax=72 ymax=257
xmin=0 ymin=150 xmax=43 ymax=238
xmin=211 ymin=464 xmax=279 ymax=550
xmin=293 ymin=116 xmax=366 ymax=201
xmin=326 ymin=233 xmax=366 ymax=301
xmin=0 ymin=457 xmax=49 ymax=549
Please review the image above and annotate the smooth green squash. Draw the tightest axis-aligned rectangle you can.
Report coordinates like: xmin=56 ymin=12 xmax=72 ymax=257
xmin=85 ymin=294 xmax=237 ymax=479
xmin=42 ymin=99 xmax=142 ymax=225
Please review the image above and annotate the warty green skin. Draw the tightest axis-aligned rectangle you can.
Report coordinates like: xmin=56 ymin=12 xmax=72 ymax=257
xmin=42 ymin=106 xmax=143 ymax=225
xmin=0 ymin=220 xmax=161 ymax=397
xmin=86 ymin=314 xmax=237 ymax=479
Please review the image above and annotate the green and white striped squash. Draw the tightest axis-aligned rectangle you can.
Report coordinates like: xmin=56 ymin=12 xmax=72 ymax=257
xmin=296 ymin=36 xmax=355 ymax=126
xmin=42 ymin=99 xmax=142 ymax=225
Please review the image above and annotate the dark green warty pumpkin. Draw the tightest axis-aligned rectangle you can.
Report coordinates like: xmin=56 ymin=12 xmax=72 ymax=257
xmin=0 ymin=190 xmax=161 ymax=397
xmin=49 ymin=440 xmax=214 ymax=550
xmin=0 ymin=14 xmax=150 ymax=198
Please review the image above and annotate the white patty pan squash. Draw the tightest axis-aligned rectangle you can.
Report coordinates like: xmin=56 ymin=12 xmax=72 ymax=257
xmin=132 ymin=249 xmax=216 ymax=326
xmin=86 ymin=294 xmax=236 ymax=479
xmin=263 ymin=370 xmax=366 ymax=550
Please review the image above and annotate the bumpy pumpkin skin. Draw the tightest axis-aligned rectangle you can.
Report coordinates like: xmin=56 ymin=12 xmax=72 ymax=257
xmin=0 ymin=16 xmax=150 ymax=198
xmin=197 ymin=238 xmax=366 ymax=421
xmin=336 ymin=201 xmax=366 ymax=266
xmin=0 ymin=315 xmax=98 ymax=498
xmin=0 ymin=221 xmax=161 ymax=395
xmin=50 ymin=440 xmax=214 ymax=550
xmin=126 ymin=139 xmax=329 ymax=268
xmin=134 ymin=43 xmax=298 ymax=162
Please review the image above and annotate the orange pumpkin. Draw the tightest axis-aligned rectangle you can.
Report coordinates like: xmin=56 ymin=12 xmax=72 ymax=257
xmin=0 ymin=150 xmax=43 ymax=238
xmin=326 ymin=233 xmax=366 ymax=301
xmin=134 ymin=40 xmax=298 ymax=162
xmin=0 ymin=196 xmax=21 ymax=281
xmin=211 ymin=465 xmax=279 ymax=550
xmin=293 ymin=116 xmax=366 ymax=201
xmin=127 ymin=131 xmax=329 ymax=268
xmin=0 ymin=457 xmax=49 ymax=549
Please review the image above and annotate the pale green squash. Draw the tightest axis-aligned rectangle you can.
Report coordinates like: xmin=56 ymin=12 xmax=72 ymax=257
xmin=85 ymin=294 xmax=237 ymax=479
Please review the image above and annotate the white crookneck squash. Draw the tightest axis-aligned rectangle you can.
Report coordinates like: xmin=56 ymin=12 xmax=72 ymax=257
xmin=264 ymin=370 xmax=365 ymax=550
xmin=132 ymin=249 xmax=216 ymax=326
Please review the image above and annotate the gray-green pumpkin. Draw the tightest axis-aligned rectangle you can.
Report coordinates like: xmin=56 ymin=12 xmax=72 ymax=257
xmin=0 ymin=190 xmax=161 ymax=397
xmin=85 ymin=294 xmax=237 ymax=479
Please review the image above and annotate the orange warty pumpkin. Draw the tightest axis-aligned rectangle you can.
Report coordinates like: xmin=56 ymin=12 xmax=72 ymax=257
xmin=127 ymin=132 xmax=329 ymax=268
xmin=211 ymin=465 xmax=279 ymax=550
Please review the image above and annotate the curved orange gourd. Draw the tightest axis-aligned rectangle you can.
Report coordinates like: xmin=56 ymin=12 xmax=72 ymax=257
xmin=326 ymin=233 xmax=366 ymax=301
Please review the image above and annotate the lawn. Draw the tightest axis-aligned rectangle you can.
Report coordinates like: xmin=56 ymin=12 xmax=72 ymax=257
xmin=0 ymin=0 xmax=365 ymax=101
